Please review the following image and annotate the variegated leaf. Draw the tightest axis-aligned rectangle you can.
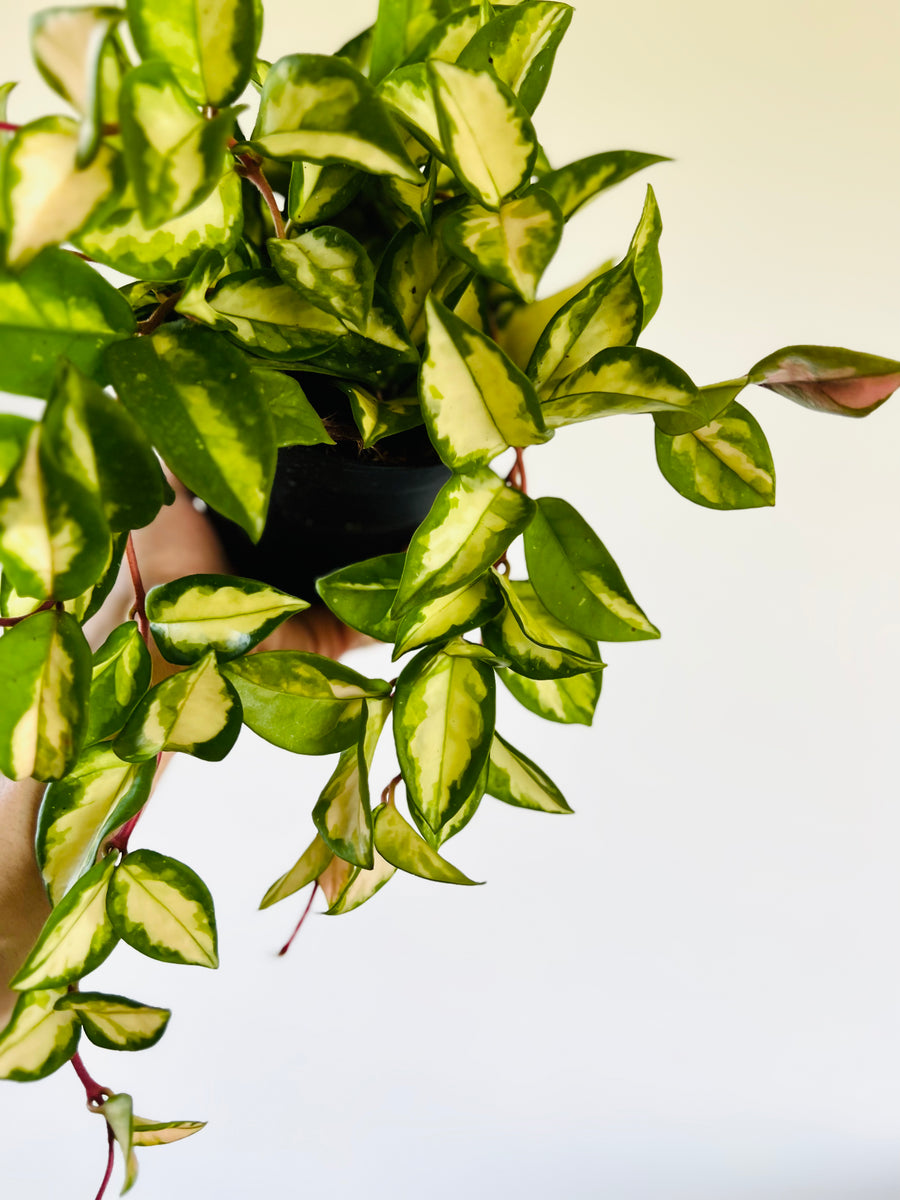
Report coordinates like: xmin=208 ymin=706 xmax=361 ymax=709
xmin=495 ymin=262 xmax=613 ymax=371
xmin=0 ymin=415 xmax=32 ymax=486
xmin=748 ymin=345 xmax=900 ymax=417
xmin=315 ymin=552 xmax=405 ymax=641
xmin=524 ymin=498 xmax=660 ymax=641
xmin=654 ymin=400 xmax=776 ymax=510
xmin=653 ymin=378 xmax=748 ymax=436
xmin=0 ymin=988 xmax=80 ymax=1081
xmin=372 ymin=802 xmax=480 ymax=884
xmin=107 ymin=848 xmax=218 ymax=967
xmin=316 ymin=853 xmax=356 ymax=908
xmin=287 ymin=160 xmax=361 ymax=226
xmin=85 ymin=623 xmax=153 ymax=745
xmin=381 ymin=133 xmax=436 ymax=233
xmin=259 ymin=833 xmax=333 ymax=909
xmin=115 ymin=649 xmax=241 ymax=762
xmin=11 ymin=855 xmax=118 ymax=990
xmin=223 ymin=652 xmax=389 ymax=755
xmin=401 ymin=4 xmax=486 ymax=66
xmin=537 ymin=149 xmax=670 ymax=220
xmin=346 ymin=387 xmax=424 ymax=448
xmin=268 ymin=228 xmax=376 ymax=331
xmin=127 ymin=0 xmax=260 ymax=106
xmin=0 ymin=247 xmax=134 ymax=399
xmin=36 ymin=746 xmax=155 ymax=905
xmin=487 ymin=732 xmax=571 ymax=813
xmin=99 ymin=1092 xmax=138 ymax=1193
xmin=428 ymin=59 xmax=537 ymax=207
xmin=0 ymin=609 xmax=92 ymax=781
xmin=393 ymin=572 xmax=502 ymax=658
xmin=131 ymin=1115 xmax=206 ymax=1146
xmin=31 ymin=5 xmax=124 ymax=166
xmin=146 ymin=575 xmax=308 ymax=665
xmin=252 ymin=369 xmax=334 ymax=448
xmin=391 ymin=466 xmax=535 ymax=618
xmin=378 ymin=208 xmax=471 ymax=345
xmin=527 ymin=258 xmax=643 ymax=394
xmin=393 ymin=644 xmax=494 ymax=833
xmin=2 ymin=116 xmax=122 ymax=266
xmin=378 ymin=63 xmax=444 ymax=158
xmin=497 ymin=663 xmax=601 ymax=725
xmin=483 ymin=575 xmax=604 ymax=678
xmin=325 ymin=844 xmax=396 ymax=915
xmin=55 ymin=991 xmax=170 ymax=1052
xmin=628 ymin=184 xmax=664 ymax=326
xmin=544 ymin=345 xmax=698 ymax=427
xmin=369 ymin=0 xmax=455 ymax=80
xmin=207 ymin=270 xmax=345 ymax=362
xmin=420 ymin=294 xmax=549 ymax=468
xmin=244 ymin=54 xmax=419 ymax=182
xmin=76 ymin=172 xmax=243 ymax=282
xmin=428 ymin=756 xmax=487 ymax=846
xmin=457 ymin=0 xmax=573 ymax=113
xmin=441 ymin=190 xmax=563 ymax=302
xmin=313 ymin=697 xmax=392 ymax=868
xmin=119 ymin=61 xmax=234 ymax=227
xmin=105 ymin=321 xmax=276 ymax=541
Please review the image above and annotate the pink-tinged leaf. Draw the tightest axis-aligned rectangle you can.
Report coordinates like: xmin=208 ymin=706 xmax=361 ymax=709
xmin=749 ymin=345 xmax=900 ymax=417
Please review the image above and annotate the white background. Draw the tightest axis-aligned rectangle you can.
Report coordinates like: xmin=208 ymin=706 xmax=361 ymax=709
xmin=2 ymin=2 xmax=900 ymax=1197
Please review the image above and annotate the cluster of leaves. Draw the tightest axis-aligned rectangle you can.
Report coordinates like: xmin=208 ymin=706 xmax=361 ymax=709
xmin=0 ymin=0 xmax=898 ymax=1192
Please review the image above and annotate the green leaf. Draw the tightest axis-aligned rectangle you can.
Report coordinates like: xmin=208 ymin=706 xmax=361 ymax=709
xmin=11 ymin=855 xmax=118 ymax=990
xmin=244 ymin=54 xmax=419 ymax=182
xmin=223 ymin=652 xmax=390 ymax=755
xmin=0 ymin=247 xmax=135 ymax=399
xmin=457 ymin=1 xmax=573 ymax=113
xmin=268 ymin=228 xmax=376 ymax=331
xmin=115 ymin=649 xmax=241 ymax=762
xmin=259 ymin=833 xmax=333 ymax=908
xmin=0 ymin=609 xmax=92 ymax=781
xmin=487 ymin=732 xmax=571 ymax=813
xmin=85 ymin=623 xmax=153 ymax=745
xmin=99 ymin=1092 xmax=138 ymax=1193
xmin=315 ymin=552 xmax=405 ymax=641
xmin=105 ymin=321 xmax=276 ymax=541
xmin=107 ymin=848 xmax=218 ymax=967
xmin=748 ymin=344 xmax=900 ymax=417
xmin=420 ymin=294 xmax=549 ymax=468
xmin=401 ymin=5 xmax=486 ymax=66
xmin=252 ymin=369 xmax=335 ymax=448
xmin=313 ymin=697 xmax=392 ymax=868
xmin=527 ymin=258 xmax=643 ymax=394
xmin=378 ymin=63 xmax=444 ymax=159
xmin=441 ymin=190 xmax=563 ymax=302
xmin=378 ymin=206 xmax=471 ymax=345
xmin=51 ymin=360 xmax=172 ymax=532
xmin=30 ymin=5 xmax=124 ymax=167
xmin=130 ymin=1115 xmax=206 ymax=1147
xmin=146 ymin=574 xmax=308 ymax=665
xmin=119 ymin=62 xmax=235 ymax=228
xmin=391 ymin=465 xmax=535 ymax=618
xmin=537 ymin=149 xmax=670 ymax=220
xmin=497 ymin=664 xmax=601 ymax=725
xmin=37 ymin=746 xmax=155 ymax=905
xmin=483 ymin=575 xmax=605 ymax=678
xmin=287 ymin=160 xmax=362 ymax=227
xmin=393 ymin=572 xmax=501 ymax=658
xmin=653 ymin=378 xmax=747 ymax=437
xmin=126 ymin=0 xmax=260 ymax=106
xmin=55 ymin=992 xmax=170 ymax=1052
xmin=393 ymin=645 xmax=494 ymax=833
xmin=429 ymin=756 xmax=486 ymax=846
xmin=372 ymin=802 xmax=480 ymax=884
xmin=76 ymin=171 xmax=244 ymax=282
xmin=524 ymin=498 xmax=660 ymax=641
xmin=428 ymin=59 xmax=537 ymax=208
xmin=207 ymin=269 xmax=345 ymax=362
xmin=654 ymin=400 xmax=776 ymax=510
xmin=345 ymin=386 xmax=424 ymax=448
xmin=629 ymin=185 xmax=663 ymax=326
xmin=0 ymin=988 xmax=80 ymax=1081
xmin=543 ymin=345 xmax=698 ymax=427
xmin=381 ymin=134 xmax=437 ymax=233
xmin=370 ymin=0 xmax=444 ymax=80
xmin=2 ymin=116 xmax=123 ymax=266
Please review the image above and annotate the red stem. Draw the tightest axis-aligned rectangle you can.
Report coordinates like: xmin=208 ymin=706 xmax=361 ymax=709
xmin=505 ymin=448 xmax=528 ymax=494
xmin=230 ymin=144 xmax=286 ymax=239
xmin=278 ymin=883 xmax=318 ymax=956
xmin=135 ymin=290 xmax=181 ymax=337
xmin=93 ymin=1124 xmax=116 ymax=1200
xmin=125 ymin=534 xmax=150 ymax=643
xmin=0 ymin=598 xmax=55 ymax=627
xmin=71 ymin=1052 xmax=109 ymax=1108
xmin=380 ymin=774 xmax=402 ymax=807
xmin=0 ymin=121 xmax=19 ymax=133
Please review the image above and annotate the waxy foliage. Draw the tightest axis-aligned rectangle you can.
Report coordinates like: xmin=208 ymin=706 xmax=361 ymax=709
xmin=0 ymin=0 xmax=896 ymax=1193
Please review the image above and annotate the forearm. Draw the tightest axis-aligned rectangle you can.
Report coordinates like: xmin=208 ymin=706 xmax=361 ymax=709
xmin=0 ymin=775 xmax=50 ymax=1024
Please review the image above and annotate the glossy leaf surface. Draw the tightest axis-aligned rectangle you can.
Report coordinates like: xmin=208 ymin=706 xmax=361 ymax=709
xmin=268 ymin=229 xmax=375 ymax=331
xmin=55 ymin=992 xmax=170 ymax=1052
xmin=107 ymin=848 xmax=218 ymax=967
xmin=538 ymin=149 xmax=669 ymax=220
xmin=372 ymin=802 xmax=479 ymax=884
xmin=84 ymin=623 xmax=153 ymax=745
xmin=457 ymin=1 xmax=573 ymax=113
xmin=524 ymin=498 xmax=660 ymax=641
xmin=252 ymin=370 xmax=335 ymax=448
xmin=393 ymin=572 xmax=501 ymax=658
xmin=748 ymin=345 xmax=900 ymax=417
xmin=544 ymin=345 xmax=697 ymax=427
xmin=0 ymin=988 xmax=79 ymax=1081
xmin=131 ymin=1115 xmax=207 ymax=1146
xmin=316 ymin=552 xmax=405 ymax=641
xmin=487 ymin=732 xmax=571 ymax=813
xmin=498 ymin=665 xmax=601 ymax=725
xmin=259 ymin=833 xmax=333 ymax=909
xmin=99 ymin=1091 xmax=138 ymax=1193
xmin=483 ymin=576 xmax=604 ymax=678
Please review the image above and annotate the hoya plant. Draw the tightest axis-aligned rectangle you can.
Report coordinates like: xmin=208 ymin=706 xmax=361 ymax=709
xmin=0 ymin=0 xmax=897 ymax=1193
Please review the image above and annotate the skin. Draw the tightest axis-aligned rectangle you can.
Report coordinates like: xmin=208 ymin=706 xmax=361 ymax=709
xmin=0 ymin=478 xmax=361 ymax=1024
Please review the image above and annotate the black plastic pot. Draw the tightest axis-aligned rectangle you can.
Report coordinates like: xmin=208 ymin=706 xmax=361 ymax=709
xmin=207 ymin=441 xmax=451 ymax=602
